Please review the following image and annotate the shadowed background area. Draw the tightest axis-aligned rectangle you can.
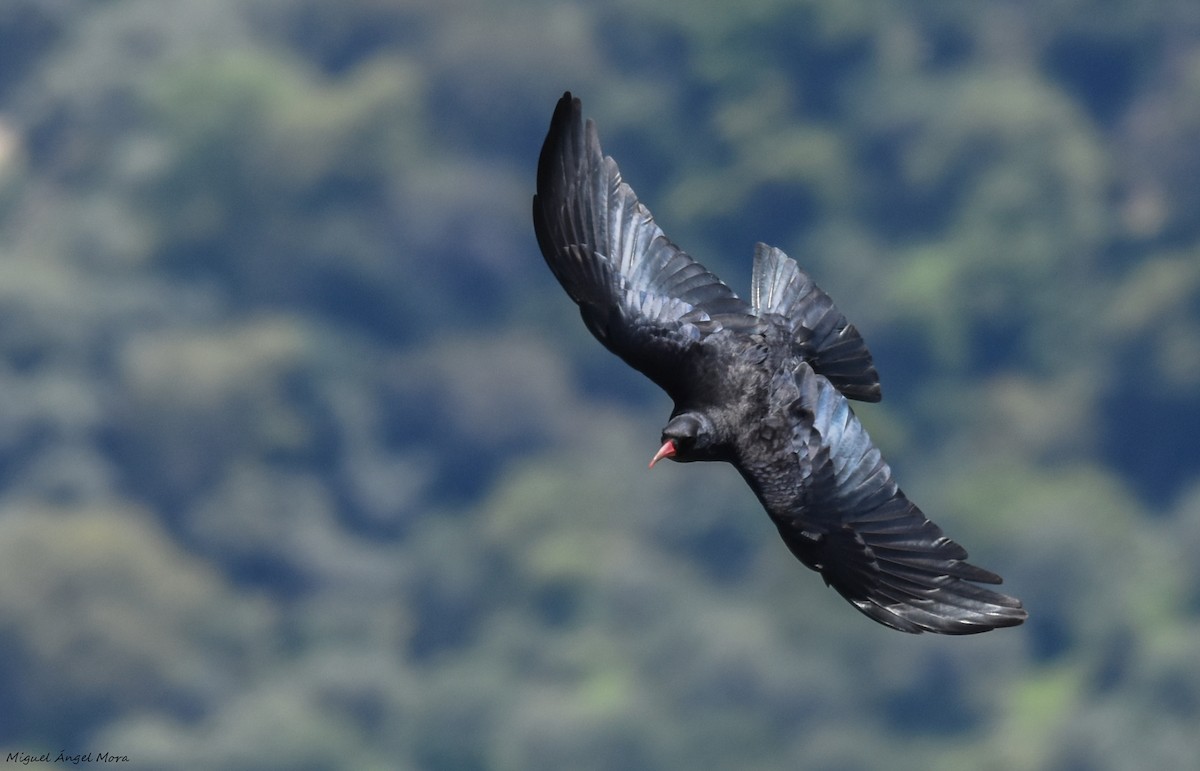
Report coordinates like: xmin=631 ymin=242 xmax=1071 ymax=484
xmin=0 ymin=0 xmax=1198 ymax=768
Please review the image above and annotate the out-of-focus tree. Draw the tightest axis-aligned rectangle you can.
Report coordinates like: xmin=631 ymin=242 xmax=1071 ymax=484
xmin=0 ymin=0 xmax=1199 ymax=769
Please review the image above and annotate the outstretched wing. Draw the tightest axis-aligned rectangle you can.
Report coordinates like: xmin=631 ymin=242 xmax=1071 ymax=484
xmin=744 ymin=363 xmax=1026 ymax=634
xmin=533 ymin=93 xmax=756 ymax=399
xmin=750 ymin=243 xmax=881 ymax=402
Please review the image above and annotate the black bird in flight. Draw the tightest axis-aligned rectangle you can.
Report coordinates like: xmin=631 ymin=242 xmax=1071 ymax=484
xmin=532 ymin=92 xmax=1026 ymax=634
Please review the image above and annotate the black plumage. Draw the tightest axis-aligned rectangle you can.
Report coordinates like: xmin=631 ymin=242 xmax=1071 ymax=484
xmin=533 ymin=92 xmax=1026 ymax=634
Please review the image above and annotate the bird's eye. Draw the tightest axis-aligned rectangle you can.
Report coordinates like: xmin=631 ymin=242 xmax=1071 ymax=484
xmin=661 ymin=412 xmax=711 ymax=454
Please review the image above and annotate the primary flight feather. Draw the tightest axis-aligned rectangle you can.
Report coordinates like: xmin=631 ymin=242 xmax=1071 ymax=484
xmin=532 ymin=92 xmax=1026 ymax=634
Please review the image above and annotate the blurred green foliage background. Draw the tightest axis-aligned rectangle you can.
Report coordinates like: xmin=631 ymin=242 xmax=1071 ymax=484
xmin=1 ymin=0 xmax=1199 ymax=768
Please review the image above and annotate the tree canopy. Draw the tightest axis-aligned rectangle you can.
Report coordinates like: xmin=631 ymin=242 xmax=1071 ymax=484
xmin=2 ymin=0 xmax=1199 ymax=768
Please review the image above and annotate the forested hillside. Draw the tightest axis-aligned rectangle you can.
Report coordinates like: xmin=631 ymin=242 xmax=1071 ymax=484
xmin=1 ymin=1 xmax=1199 ymax=768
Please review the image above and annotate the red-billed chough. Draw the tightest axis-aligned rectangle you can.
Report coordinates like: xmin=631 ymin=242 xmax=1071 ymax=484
xmin=532 ymin=92 xmax=1026 ymax=634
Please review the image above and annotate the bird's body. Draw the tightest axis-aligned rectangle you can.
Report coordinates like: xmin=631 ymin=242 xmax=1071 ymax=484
xmin=533 ymin=92 xmax=1026 ymax=634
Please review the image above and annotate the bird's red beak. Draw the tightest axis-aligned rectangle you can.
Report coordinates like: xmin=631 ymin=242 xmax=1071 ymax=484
xmin=649 ymin=440 xmax=676 ymax=468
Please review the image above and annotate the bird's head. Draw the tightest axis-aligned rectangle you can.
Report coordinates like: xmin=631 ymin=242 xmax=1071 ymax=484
xmin=649 ymin=411 xmax=719 ymax=467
